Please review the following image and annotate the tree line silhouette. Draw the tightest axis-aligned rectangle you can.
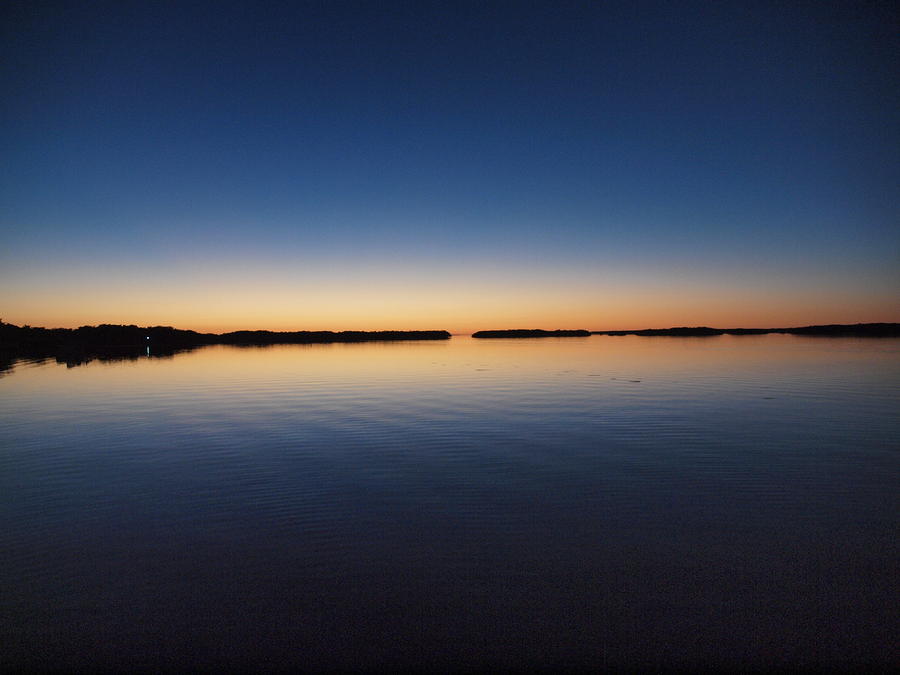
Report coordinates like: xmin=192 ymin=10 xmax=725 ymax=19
xmin=0 ymin=321 xmax=451 ymax=372
xmin=591 ymin=324 xmax=900 ymax=337
xmin=2 ymin=320 xmax=897 ymax=374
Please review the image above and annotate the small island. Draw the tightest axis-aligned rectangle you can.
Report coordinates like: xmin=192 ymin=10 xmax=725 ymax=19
xmin=591 ymin=323 xmax=900 ymax=337
xmin=472 ymin=329 xmax=591 ymax=338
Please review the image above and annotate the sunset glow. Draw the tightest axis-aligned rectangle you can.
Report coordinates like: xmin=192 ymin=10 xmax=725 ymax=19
xmin=2 ymin=1 xmax=897 ymax=332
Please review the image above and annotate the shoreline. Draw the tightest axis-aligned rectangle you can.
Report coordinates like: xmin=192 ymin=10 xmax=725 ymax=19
xmin=2 ymin=322 xmax=898 ymax=373
xmin=591 ymin=323 xmax=900 ymax=337
xmin=0 ymin=323 xmax=451 ymax=372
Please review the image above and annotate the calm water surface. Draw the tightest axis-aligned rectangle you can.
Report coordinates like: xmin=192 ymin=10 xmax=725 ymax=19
xmin=1 ymin=336 xmax=898 ymax=669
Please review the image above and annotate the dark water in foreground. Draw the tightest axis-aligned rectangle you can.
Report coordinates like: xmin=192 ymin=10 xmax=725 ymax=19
xmin=1 ymin=335 xmax=898 ymax=670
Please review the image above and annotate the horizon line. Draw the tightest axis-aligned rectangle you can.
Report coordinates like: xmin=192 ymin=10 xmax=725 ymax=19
xmin=3 ymin=319 xmax=900 ymax=336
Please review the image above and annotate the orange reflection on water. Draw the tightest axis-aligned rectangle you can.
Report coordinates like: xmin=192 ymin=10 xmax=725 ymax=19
xmin=11 ymin=334 xmax=898 ymax=394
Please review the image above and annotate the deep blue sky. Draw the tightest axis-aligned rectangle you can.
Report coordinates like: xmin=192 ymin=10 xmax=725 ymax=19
xmin=2 ymin=1 xmax=898 ymax=330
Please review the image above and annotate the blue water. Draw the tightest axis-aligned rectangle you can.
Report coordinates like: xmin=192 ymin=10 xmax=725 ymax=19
xmin=1 ymin=336 xmax=897 ymax=669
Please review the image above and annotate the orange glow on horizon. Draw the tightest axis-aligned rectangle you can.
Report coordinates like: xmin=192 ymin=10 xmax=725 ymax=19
xmin=4 ymin=298 xmax=897 ymax=335
xmin=3 ymin=262 xmax=897 ymax=334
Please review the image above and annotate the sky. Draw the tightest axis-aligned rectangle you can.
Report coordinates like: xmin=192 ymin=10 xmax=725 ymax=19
xmin=2 ymin=0 xmax=898 ymax=333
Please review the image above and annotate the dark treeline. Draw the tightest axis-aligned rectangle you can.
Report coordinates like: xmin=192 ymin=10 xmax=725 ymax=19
xmin=0 ymin=321 xmax=451 ymax=373
xmin=592 ymin=323 xmax=900 ymax=337
xmin=3 ymin=321 xmax=898 ymax=374
xmin=220 ymin=330 xmax=451 ymax=344
xmin=0 ymin=322 xmax=206 ymax=372
xmin=472 ymin=329 xmax=592 ymax=338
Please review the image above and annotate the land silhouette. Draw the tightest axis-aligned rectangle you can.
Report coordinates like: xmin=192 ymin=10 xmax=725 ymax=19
xmin=0 ymin=321 xmax=450 ymax=372
xmin=591 ymin=323 xmax=900 ymax=337
xmin=472 ymin=324 xmax=900 ymax=338
xmin=2 ymin=321 xmax=898 ymax=373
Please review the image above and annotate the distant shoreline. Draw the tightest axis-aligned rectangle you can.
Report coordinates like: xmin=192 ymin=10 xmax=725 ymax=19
xmin=2 ymin=321 xmax=898 ymax=373
xmin=590 ymin=323 xmax=900 ymax=337
xmin=0 ymin=323 xmax=450 ymax=348
xmin=472 ymin=324 xmax=900 ymax=338
xmin=0 ymin=322 xmax=450 ymax=371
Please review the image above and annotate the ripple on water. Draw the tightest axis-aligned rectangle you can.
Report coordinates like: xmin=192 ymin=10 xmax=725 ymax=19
xmin=0 ymin=336 xmax=898 ymax=669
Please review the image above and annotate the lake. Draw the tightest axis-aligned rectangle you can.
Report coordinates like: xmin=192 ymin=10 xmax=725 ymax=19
xmin=1 ymin=335 xmax=897 ymax=670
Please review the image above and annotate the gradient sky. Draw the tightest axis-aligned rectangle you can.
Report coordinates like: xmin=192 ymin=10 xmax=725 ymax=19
xmin=2 ymin=0 xmax=898 ymax=333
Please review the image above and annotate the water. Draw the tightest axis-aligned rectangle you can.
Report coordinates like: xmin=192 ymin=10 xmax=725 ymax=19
xmin=1 ymin=335 xmax=897 ymax=669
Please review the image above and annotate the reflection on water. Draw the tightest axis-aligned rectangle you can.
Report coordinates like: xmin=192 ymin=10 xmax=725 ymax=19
xmin=1 ymin=336 xmax=898 ymax=669
xmin=0 ymin=345 xmax=198 ymax=375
